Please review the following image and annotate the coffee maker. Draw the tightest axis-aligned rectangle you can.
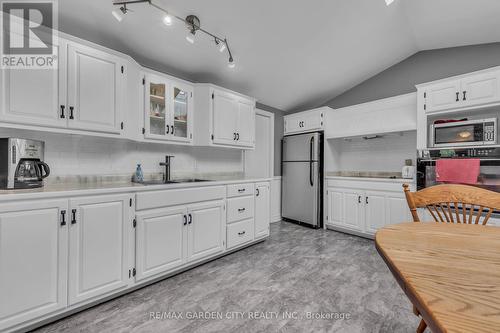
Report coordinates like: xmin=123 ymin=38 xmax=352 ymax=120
xmin=0 ymin=138 xmax=50 ymax=189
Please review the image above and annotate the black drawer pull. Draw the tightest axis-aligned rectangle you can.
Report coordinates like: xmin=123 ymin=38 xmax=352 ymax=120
xmin=238 ymin=188 xmax=245 ymax=193
xmin=69 ymin=106 xmax=74 ymax=120
xmin=463 ymin=91 xmax=467 ymax=101
xmin=238 ymin=231 xmax=246 ymax=236
xmin=60 ymin=210 xmax=67 ymax=226
xmin=60 ymin=105 xmax=66 ymax=118
xmin=456 ymin=92 xmax=459 ymax=102
xmin=71 ymin=209 xmax=77 ymax=224
xmin=238 ymin=208 xmax=246 ymax=213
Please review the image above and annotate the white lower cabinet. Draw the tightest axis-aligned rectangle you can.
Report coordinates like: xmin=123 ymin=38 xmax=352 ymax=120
xmin=135 ymin=200 xmax=225 ymax=282
xmin=68 ymin=194 xmax=131 ymax=305
xmin=254 ymin=183 xmax=270 ymax=239
xmin=326 ymin=179 xmax=414 ymax=236
xmin=227 ymin=219 xmax=255 ymax=249
xmin=135 ymin=206 xmax=187 ymax=281
xmin=187 ymin=201 xmax=225 ymax=262
xmin=0 ymin=199 xmax=68 ymax=331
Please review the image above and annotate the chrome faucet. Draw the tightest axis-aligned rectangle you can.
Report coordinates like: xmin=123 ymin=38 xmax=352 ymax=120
xmin=159 ymin=155 xmax=174 ymax=183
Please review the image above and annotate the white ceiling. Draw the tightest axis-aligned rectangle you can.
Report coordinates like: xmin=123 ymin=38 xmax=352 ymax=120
xmin=58 ymin=0 xmax=500 ymax=112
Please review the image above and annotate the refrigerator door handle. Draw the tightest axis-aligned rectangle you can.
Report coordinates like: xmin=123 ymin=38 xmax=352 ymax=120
xmin=309 ymin=136 xmax=314 ymax=186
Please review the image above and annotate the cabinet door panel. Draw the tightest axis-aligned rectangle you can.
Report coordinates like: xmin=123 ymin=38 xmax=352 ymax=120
xmin=461 ymin=71 xmax=500 ymax=107
xmin=67 ymin=42 xmax=122 ymax=134
xmin=327 ymin=189 xmax=343 ymax=225
xmin=135 ymin=206 xmax=186 ymax=281
xmin=144 ymin=74 xmax=169 ymax=140
xmin=68 ymin=195 xmax=129 ymax=305
xmin=212 ymin=91 xmax=239 ymax=145
xmin=236 ymin=100 xmax=255 ymax=147
xmin=364 ymin=191 xmax=386 ymax=234
xmin=0 ymin=200 xmax=68 ymax=331
xmin=171 ymin=82 xmax=193 ymax=143
xmin=284 ymin=114 xmax=302 ymax=134
xmin=188 ymin=201 xmax=224 ymax=262
xmin=343 ymin=191 xmax=363 ymax=231
xmin=255 ymin=184 xmax=270 ymax=239
xmin=0 ymin=43 xmax=66 ymax=128
xmin=386 ymin=195 xmax=412 ymax=225
xmin=425 ymin=80 xmax=461 ymax=113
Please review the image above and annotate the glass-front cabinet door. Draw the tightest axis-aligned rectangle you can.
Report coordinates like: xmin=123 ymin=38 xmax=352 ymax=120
xmin=144 ymin=73 xmax=193 ymax=143
xmin=144 ymin=74 xmax=169 ymax=140
xmin=171 ymin=82 xmax=193 ymax=142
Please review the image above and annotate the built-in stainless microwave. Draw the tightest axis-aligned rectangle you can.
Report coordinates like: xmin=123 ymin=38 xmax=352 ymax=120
xmin=430 ymin=118 xmax=497 ymax=148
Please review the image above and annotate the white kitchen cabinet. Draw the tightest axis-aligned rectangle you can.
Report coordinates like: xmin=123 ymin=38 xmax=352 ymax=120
xmin=0 ymin=36 xmax=127 ymax=136
xmin=418 ymin=66 xmax=500 ymax=113
xmin=0 ymin=41 xmax=67 ymax=129
xmin=143 ymin=72 xmax=193 ymax=144
xmin=187 ymin=200 xmax=225 ymax=262
xmin=326 ymin=179 xmax=415 ymax=237
xmin=68 ymin=194 xmax=130 ymax=305
xmin=284 ymin=108 xmax=326 ymax=135
xmin=254 ymin=182 xmax=270 ymax=239
xmin=194 ymin=84 xmax=256 ymax=149
xmin=67 ymin=41 xmax=125 ymax=134
xmin=135 ymin=206 xmax=187 ymax=281
xmin=325 ymin=93 xmax=417 ymax=139
xmin=0 ymin=199 xmax=68 ymax=331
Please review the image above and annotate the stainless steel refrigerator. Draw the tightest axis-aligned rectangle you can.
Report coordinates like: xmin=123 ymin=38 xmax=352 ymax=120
xmin=282 ymin=132 xmax=323 ymax=228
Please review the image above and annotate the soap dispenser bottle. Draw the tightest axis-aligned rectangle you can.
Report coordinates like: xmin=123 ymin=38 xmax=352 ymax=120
xmin=134 ymin=164 xmax=144 ymax=183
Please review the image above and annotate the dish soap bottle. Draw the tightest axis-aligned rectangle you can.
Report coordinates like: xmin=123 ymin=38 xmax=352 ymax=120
xmin=133 ymin=164 xmax=144 ymax=183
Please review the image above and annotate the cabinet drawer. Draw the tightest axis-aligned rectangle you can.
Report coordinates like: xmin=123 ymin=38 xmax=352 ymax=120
xmin=226 ymin=219 xmax=254 ymax=249
xmin=227 ymin=183 xmax=255 ymax=198
xmin=136 ymin=186 xmax=225 ymax=210
xmin=227 ymin=196 xmax=254 ymax=223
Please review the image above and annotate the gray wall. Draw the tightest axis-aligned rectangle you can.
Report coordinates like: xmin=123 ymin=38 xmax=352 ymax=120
xmin=324 ymin=43 xmax=500 ymax=109
xmin=256 ymin=102 xmax=284 ymax=176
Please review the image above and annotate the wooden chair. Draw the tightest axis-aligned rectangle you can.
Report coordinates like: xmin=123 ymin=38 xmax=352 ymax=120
xmin=402 ymin=183 xmax=500 ymax=333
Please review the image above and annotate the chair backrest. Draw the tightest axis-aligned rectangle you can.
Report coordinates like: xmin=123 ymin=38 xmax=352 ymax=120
xmin=403 ymin=184 xmax=500 ymax=225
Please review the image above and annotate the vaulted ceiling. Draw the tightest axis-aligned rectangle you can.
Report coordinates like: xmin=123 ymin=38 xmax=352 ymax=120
xmin=58 ymin=0 xmax=500 ymax=112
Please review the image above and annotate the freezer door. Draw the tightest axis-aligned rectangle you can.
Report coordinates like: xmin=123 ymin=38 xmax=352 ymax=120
xmin=283 ymin=132 xmax=320 ymax=162
xmin=282 ymin=161 xmax=320 ymax=226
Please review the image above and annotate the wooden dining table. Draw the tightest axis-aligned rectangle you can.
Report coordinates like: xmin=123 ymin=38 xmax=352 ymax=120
xmin=375 ymin=222 xmax=500 ymax=333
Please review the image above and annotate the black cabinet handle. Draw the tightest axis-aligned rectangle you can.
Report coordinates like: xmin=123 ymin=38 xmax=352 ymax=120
xmin=238 ymin=188 xmax=245 ymax=193
xmin=236 ymin=133 xmax=240 ymax=141
xmin=463 ymin=91 xmax=467 ymax=101
xmin=69 ymin=106 xmax=74 ymax=120
xmin=358 ymin=196 xmax=361 ymax=204
xmin=238 ymin=231 xmax=246 ymax=236
xmin=60 ymin=105 xmax=66 ymax=118
xmin=188 ymin=213 xmax=192 ymax=224
xmin=256 ymin=188 xmax=260 ymax=197
xmin=456 ymin=92 xmax=459 ymax=102
xmin=71 ymin=209 xmax=77 ymax=224
xmin=171 ymin=125 xmax=174 ymax=135
xmin=233 ymin=132 xmax=236 ymax=140
xmin=366 ymin=197 xmax=369 ymax=204
xmin=183 ymin=215 xmax=187 ymax=226
xmin=238 ymin=208 xmax=246 ymax=213
xmin=166 ymin=125 xmax=170 ymax=134
xmin=60 ymin=210 xmax=67 ymax=226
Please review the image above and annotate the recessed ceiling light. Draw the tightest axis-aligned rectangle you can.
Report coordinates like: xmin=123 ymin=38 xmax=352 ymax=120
xmin=385 ymin=0 xmax=395 ymax=5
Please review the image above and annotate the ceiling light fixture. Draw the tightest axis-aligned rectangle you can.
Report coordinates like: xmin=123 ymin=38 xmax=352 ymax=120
xmin=385 ymin=0 xmax=395 ymax=5
xmin=112 ymin=0 xmax=235 ymax=68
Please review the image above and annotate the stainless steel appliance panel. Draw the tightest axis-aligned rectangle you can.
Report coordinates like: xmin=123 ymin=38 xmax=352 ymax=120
xmin=282 ymin=161 xmax=320 ymax=227
xmin=282 ymin=132 xmax=320 ymax=162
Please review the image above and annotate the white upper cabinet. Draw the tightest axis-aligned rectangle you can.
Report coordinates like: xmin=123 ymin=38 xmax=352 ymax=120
xmin=418 ymin=66 xmax=500 ymax=113
xmin=284 ymin=108 xmax=326 ymax=135
xmin=0 ymin=36 xmax=126 ymax=136
xmin=325 ymin=93 xmax=417 ymax=139
xmin=66 ymin=42 xmax=125 ymax=134
xmin=194 ymin=84 xmax=256 ymax=149
xmin=0 ymin=199 xmax=68 ymax=331
xmin=0 ymin=40 xmax=66 ymax=128
xmin=143 ymin=72 xmax=193 ymax=144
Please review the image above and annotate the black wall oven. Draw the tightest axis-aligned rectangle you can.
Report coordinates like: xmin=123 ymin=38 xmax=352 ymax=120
xmin=417 ymin=147 xmax=500 ymax=192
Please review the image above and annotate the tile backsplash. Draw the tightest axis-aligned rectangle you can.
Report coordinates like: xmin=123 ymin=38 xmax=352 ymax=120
xmin=0 ymin=129 xmax=244 ymax=177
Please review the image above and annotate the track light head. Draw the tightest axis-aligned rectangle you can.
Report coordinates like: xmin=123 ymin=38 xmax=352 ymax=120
xmin=228 ymin=56 xmax=235 ymax=69
xmin=112 ymin=5 xmax=128 ymax=22
xmin=163 ymin=14 xmax=173 ymax=26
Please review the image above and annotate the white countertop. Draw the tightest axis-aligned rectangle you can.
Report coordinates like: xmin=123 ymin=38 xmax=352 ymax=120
xmin=0 ymin=176 xmax=272 ymax=202
xmin=326 ymin=176 xmax=415 ymax=183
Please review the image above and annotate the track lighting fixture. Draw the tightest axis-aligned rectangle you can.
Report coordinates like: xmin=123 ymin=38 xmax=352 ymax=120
xmin=111 ymin=4 xmax=128 ymax=22
xmin=385 ymin=0 xmax=395 ymax=5
xmin=112 ymin=0 xmax=236 ymax=67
